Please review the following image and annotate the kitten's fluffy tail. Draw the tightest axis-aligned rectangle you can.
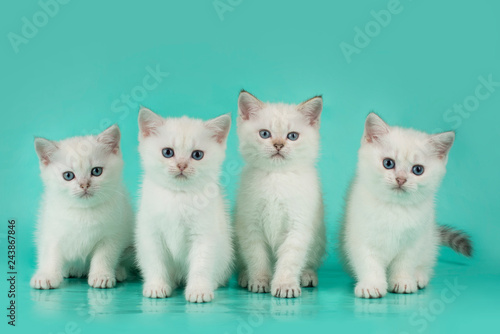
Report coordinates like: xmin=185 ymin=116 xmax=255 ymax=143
xmin=439 ymin=225 xmax=473 ymax=257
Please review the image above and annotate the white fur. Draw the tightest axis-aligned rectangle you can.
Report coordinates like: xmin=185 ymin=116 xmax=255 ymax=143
xmin=135 ymin=108 xmax=233 ymax=303
xmin=31 ymin=125 xmax=134 ymax=290
xmin=235 ymin=91 xmax=326 ymax=298
xmin=341 ymin=113 xmax=455 ymax=298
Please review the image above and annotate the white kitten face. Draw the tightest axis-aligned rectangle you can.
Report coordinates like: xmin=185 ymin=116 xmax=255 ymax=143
xmin=138 ymin=108 xmax=231 ymax=191
xmin=34 ymin=125 xmax=123 ymax=207
xmin=236 ymin=91 xmax=322 ymax=170
xmin=358 ymin=113 xmax=455 ymax=203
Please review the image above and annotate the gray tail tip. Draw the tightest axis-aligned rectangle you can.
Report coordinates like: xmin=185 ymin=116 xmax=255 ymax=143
xmin=462 ymin=241 xmax=473 ymax=258
xmin=440 ymin=225 xmax=473 ymax=258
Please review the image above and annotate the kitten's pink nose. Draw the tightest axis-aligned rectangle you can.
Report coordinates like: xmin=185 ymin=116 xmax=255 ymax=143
xmin=396 ymin=177 xmax=407 ymax=186
xmin=79 ymin=182 xmax=90 ymax=190
xmin=177 ymin=163 xmax=188 ymax=171
xmin=274 ymin=143 xmax=284 ymax=151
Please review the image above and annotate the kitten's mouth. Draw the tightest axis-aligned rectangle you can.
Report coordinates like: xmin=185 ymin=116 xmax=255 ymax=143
xmin=392 ymin=186 xmax=407 ymax=193
xmin=175 ymin=173 xmax=188 ymax=179
xmin=79 ymin=192 xmax=94 ymax=198
xmin=271 ymin=152 xmax=284 ymax=159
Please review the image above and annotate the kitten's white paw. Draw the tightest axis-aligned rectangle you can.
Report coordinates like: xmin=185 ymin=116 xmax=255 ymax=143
xmin=185 ymin=285 xmax=214 ymax=303
xmin=390 ymin=277 xmax=418 ymax=294
xmin=142 ymin=282 xmax=172 ymax=298
xmin=88 ymin=272 xmax=116 ymax=289
xmin=300 ymin=269 xmax=318 ymax=287
xmin=354 ymin=281 xmax=387 ymax=298
xmin=238 ymin=272 xmax=248 ymax=288
xmin=30 ymin=272 xmax=63 ymax=290
xmin=247 ymin=276 xmax=270 ymax=293
xmin=416 ymin=272 xmax=430 ymax=289
xmin=115 ymin=266 xmax=127 ymax=282
xmin=271 ymin=280 xmax=301 ymax=298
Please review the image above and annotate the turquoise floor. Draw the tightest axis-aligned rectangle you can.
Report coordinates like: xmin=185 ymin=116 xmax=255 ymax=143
xmin=10 ymin=259 xmax=499 ymax=334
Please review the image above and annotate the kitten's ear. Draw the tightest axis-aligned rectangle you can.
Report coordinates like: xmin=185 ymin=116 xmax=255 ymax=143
xmin=298 ymin=96 xmax=323 ymax=126
xmin=97 ymin=124 xmax=121 ymax=154
xmin=205 ymin=113 xmax=231 ymax=144
xmin=429 ymin=131 xmax=455 ymax=159
xmin=238 ymin=90 xmax=264 ymax=120
xmin=138 ymin=107 xmax=164 ymax=137
xmin=34 ymin=137 xmax=58 ymax=166
xmin=364 ymin=113 xmax=390 ymax=143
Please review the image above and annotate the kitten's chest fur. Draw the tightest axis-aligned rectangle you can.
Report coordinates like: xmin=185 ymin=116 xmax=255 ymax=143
xmin=247 ymin=168 xmax=317 ymax=245
xmin=144 ymin=182 xmax=218 ymax=257
xmin=43 ymin=204 xmax=115 ymax=260
xmin=350 ymin=186 xmax=435 ymax=250
xmin=370 ymin=204 xmax=427 ymax=249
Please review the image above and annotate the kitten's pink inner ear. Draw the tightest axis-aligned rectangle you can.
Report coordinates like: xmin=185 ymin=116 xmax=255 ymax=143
xmin=34 ymin=138 xmax=58 ymax=166
xmin=238 ymin=91 xmax=263 ymax=120
xmin=39 ymin=154 xmax=51 ymax=166
xmin=139 ymin=107 xmax=163 ymax=137
xmin=206 ymin=114 xmax=231 ymax=144
xmin=429 ymin=132 xmax=455 ymax=159
xmin=298 ymin=96 xmax=323 ymax=126
xmin=364 ymin=113 xmax=390 ymax=143
xmin=97 ymin=125 xmax=121 ymax=154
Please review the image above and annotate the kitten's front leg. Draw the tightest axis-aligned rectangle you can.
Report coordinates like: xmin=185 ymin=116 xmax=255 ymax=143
xmin=388 ymin=239 xmax=428 ymax=294
xmin=350 ymin=247 xmax=388 ymax=298
xmin=185 ymin=234 xmax=218 ymax=303
xmin=136 ymin=231 xmax=173 ymax=298
xmin=388 ymin=255 xmax=418 ymax=294
xmin=31 ymin=243 xmax=64 ymax=289
xmin=271 ymin=228 xmax=313 ymax=298
xmin=88 ymin=239 xmax=122 ymax=289
xmin=237 ymin=225 xmax=272 ymax=293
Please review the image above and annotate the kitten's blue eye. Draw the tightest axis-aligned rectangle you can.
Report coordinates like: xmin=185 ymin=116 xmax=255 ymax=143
xmin=259 ymin=130 xmax=271 ymax=139
xmin=192 ymin=150 xmax=204 ymax=160
xmin=162 ymin=148 xmax=174 ymax=158
xmin=412 ymin=165 xmax=424 ymax=175
xmin=287 ymin=132 xmax=299 ymax=141
xmin=91 ymin=167 xmax=103 ymax=177
xmin=383 ymin=158 xmax=395 ymax=169
xmin=63 ymin=171 xmax=74 ymax=181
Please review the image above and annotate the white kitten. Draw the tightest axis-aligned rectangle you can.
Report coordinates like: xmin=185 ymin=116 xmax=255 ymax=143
xmin=31 ymin=125 xmax=134 ymax=290
xmin=235 ymin=90 xmax=326 ymax=299
xmin=135 ymin=108 xmax=233 ymax=303
xmin=340 ymin=113 xmax=472 ymax=299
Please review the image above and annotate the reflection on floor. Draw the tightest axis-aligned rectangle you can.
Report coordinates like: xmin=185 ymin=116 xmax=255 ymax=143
xmin=22 ymin=262 xmax=499 ymax=334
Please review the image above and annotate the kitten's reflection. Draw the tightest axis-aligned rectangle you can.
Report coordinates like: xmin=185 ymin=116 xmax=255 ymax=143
xmin=140 ymin=296 xmax=172 ymax=313
xmin=30 ymin=288 xmax=64 ymax=312
xmin=270 ymin=295 xmax=302 ymax=319
xmin=353 ymin=291 xmax=429 ymax=316
xmin=353 ymin=296 xmax=388 ymax=315
xmin=185 ymin=300 xmax=217 ymax=314
xmin=86 ymin=287 xmax=116 ymax=318
xmin=31 ymin=281 xmax=118 ymax=322
xmin=74 ymin=286 xmax=118 ymax=322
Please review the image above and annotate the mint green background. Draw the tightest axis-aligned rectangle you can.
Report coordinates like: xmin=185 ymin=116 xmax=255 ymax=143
xmin=1 ymin=0 xmax=499 ymax=333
